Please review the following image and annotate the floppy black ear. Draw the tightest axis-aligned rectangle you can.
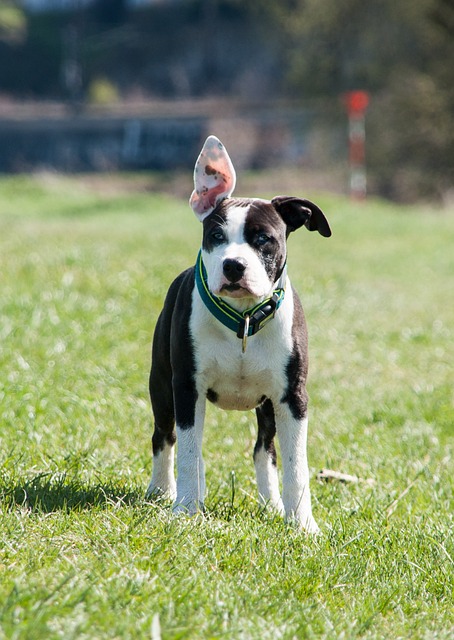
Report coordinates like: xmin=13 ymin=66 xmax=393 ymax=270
xmin=271 ymin=195 xmax=332 ymax=238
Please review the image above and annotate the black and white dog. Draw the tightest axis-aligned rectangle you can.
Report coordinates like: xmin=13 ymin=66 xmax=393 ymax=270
xmin=147 ymin=135 xmax=331 ymax=532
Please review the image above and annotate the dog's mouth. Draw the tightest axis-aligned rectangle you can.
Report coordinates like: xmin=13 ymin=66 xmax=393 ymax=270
xmin=220 ymin=283 xmax=253 ymax=298
xmin=221 ymin=283 xmax=242 ymax=292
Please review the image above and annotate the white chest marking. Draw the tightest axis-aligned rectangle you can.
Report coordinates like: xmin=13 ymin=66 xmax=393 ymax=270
xmin=190 ymin=282 xmax=294 ymax=411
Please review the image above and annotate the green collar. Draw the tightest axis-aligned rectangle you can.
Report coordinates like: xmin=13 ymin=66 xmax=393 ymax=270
xmin=194 ymin=250 xmax=286 ymax=350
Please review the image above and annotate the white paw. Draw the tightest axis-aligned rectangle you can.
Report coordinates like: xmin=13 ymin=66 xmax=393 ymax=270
xmin=172 ymin=499 xmax=205 ymax=517
xmin=286 ymin=512 xmax=320 ymax=535
xmin=259 ymin=495 xmax=285 ymax=517
xmin=145 ymin=482 xmax=177 ymax=502
xmin=301 ymin=516 xmax=320 ymax=535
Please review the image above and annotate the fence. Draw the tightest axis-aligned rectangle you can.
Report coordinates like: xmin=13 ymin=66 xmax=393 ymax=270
xmin=0 ymin=100 xmax=347 ymax=189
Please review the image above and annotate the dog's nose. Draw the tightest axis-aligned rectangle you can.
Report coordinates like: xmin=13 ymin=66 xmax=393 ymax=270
xmin=223 ymin=258 xmax=247 ymax=283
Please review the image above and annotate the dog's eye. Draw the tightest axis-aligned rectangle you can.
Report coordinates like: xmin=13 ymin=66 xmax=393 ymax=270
xmin=211 ymin=230 xmax=225 ymax=244
xmin=255 ymin=232 xmax=271 ymax=246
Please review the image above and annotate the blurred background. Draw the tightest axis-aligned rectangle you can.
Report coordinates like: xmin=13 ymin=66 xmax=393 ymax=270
xmin=0 ymin=0 xmax=452 ymax=202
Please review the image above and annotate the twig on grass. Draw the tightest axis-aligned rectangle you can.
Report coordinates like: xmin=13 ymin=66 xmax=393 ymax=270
xmin=317 ymin=468 xmax=375 ymax=486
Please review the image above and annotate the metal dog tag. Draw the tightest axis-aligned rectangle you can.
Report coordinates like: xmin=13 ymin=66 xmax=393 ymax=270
xmin=242 ymin=315 xmax=250 ymax=353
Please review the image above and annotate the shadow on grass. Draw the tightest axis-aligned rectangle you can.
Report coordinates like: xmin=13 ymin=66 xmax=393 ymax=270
xmin=0 ymin=471 xmax=143 ymax=513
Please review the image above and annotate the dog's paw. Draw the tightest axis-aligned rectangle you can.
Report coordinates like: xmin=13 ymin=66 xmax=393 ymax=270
xmin=285 ymin=512 xmax=320 ymax=535
xmin=145 ymin=482 xmax=177 ymax=502
xmin=301 ymin=516 xmax=320 ymax=535
xmin=259 ymin=495 xmax=285 ymax=517
xmin=172 ymin=499 xmax=205 ymax=517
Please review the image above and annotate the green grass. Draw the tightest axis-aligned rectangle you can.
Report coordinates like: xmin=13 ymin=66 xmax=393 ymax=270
xmin=0 ymin=174 xmax=453 ymax=639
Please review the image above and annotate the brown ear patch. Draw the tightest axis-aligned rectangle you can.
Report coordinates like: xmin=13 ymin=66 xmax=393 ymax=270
xmin=272 ymin=196 xmax=332 ymax=238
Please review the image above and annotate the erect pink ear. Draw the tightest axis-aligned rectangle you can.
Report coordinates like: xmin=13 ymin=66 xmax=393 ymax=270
xmin=189 ymin=135 xmax=236 ymax=221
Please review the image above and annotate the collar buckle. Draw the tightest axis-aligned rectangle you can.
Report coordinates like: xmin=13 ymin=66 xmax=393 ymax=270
xmin=236 ymin=291 xmax=280 ymax=340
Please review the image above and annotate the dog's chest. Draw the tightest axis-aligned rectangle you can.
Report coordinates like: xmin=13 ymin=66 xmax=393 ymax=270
xmin=190 ymin=286 xmax=294 ymax=411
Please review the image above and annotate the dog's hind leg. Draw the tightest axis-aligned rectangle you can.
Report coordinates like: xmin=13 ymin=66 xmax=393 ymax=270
xmin=147 ymin=416 xmax=177 ymax=501
xmin=146 ymin=321 xmax=177 ymax=501
xmin=254 ymin=399 xmax=284 ymax=515
xmin=146 ymin=399 xmax=177 ymax=501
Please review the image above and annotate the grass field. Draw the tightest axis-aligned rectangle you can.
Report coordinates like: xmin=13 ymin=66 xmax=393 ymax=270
xmin=0 ymin=174 xmax=453 ymax=639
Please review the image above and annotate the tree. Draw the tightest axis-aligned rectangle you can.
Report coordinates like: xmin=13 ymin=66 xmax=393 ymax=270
xmin=0 ymin=1 xmax=26 ymax=43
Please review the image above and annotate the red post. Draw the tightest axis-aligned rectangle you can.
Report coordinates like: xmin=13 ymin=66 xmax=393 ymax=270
xmin=344 ymin=91 xmax=370 ymax=200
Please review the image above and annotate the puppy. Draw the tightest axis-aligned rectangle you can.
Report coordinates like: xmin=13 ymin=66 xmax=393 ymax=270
xmin=147 ymin=136 xmax=331 ymax=532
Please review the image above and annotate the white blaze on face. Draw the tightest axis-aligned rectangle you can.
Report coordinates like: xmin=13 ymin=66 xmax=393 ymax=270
xmin=202 ymin=204 xmax=274 ymax=303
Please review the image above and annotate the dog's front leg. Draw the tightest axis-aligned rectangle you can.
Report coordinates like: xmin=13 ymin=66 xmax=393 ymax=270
xmin=274 ymin=403 xmax=319 ymax=533
xmin=173 ymin=395 xmax=206 ymax=516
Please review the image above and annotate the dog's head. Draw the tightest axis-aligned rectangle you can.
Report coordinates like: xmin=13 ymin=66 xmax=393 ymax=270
xmin=190 ymin=136 xmax=331 ymax=306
